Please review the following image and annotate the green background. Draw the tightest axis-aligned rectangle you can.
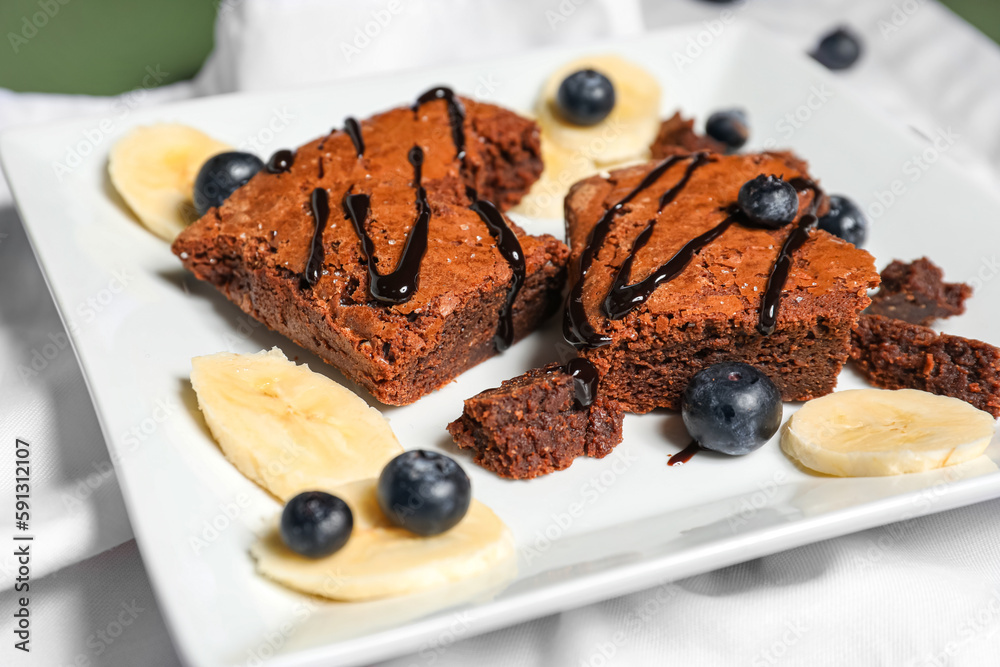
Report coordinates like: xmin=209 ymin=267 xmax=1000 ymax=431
xmin=0 ymin=0 xmax=996 ymax=95
xmin=0 ymin=0 xmax=217 ymax=95
xmin=939 ymin=0 xmax=1000 ymax=44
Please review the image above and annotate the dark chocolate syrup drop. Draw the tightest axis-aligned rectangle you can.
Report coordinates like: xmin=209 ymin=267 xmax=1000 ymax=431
xmin=668 ymin=440 xmax=701 ymax=466
xmin=343 ymin=146 xmax=430 ymax=304
xmin=266 ymin=149 xmax=294 ymax=174
xmin=756 ymin=178 xmax=822 ymax=335
xmin=563 ymin=154 xmax=709 ymax=349
xmin=301 ymin=188 xmax=330 ymax=288
xmin=413 ymin=86 xmax=466 ymax=161
xmin=344 ymin=117 xmax=365 ymax=157
xmin=468 ymin=191 xmax=525 ymax=352
xmin=563 ymin=357 xmax=599 ymax=408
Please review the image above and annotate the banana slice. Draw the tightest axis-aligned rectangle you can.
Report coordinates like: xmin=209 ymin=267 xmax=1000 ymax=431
xmin=535 ymin=54 xmax=661 ymax=166
xmin=109 ymin=123 xmax=230 ymax=241
xmin=512 ymin=137 xmax=597 ymax=219
xmin=513 ymin=55 xmax=660 ymax=219
xmin=190 ymin=349 xmax=402 ymax=500
xmin=251 ymin=478 xmax=515 ymax=601
xmin=782 ymin=389 xmax=997 ymax=477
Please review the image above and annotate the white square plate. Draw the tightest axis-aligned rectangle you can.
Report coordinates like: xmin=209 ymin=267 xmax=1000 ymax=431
xmin=5 ymin=24 xmax=1000 ymax=667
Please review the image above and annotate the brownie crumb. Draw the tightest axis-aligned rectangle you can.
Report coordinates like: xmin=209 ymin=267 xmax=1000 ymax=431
xmin=650 ymin=112 xmax=727 ymax=158
xmin=448 ymin=363 xmax=624 ymax=479
xmin=850 ymin=314 xmax=1000 ymax=417
xmin=866 ymin=257 xmax=972 ymax=326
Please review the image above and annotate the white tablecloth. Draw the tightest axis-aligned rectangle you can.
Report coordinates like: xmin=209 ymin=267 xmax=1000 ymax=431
xmin=3 ymin=1 xmax=1000 ymax=665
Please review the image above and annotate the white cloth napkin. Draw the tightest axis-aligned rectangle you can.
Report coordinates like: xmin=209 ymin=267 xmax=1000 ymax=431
xmin=0 ymin=84 xmax=192 ymax=587
xmin=3 ymin=0 xmax=1000 ymax=665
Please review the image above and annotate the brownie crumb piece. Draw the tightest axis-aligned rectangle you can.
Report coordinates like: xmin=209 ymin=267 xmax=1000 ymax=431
xmin=866 ymin=257 xmax=972 ymax=326
xmin=447 ymin=363 xmax=624 ymax=479
xmin=649 ymin=112 xmax=727 ymax=158
xmin=850 ymin=314 xmax=1000 ymax=417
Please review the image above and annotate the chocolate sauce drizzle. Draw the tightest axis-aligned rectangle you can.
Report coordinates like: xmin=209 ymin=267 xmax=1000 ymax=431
xmin=757 ymin=177 xmax=821 ymax=335
xmin=658 ymin=152 xmax=711 ymax=209
xmin=564 ymin=154 xmax=709 ymax=349
xmin=566 ymin=153 xmax=824 ymax=348
xmin=266 ymin=149 xmax=294 ymax=174
xmin=545 ymin=357 xmax=599 ymax=408
xmin=302 ymin=87 xmax=523 ymax=352
xmin=301 ymin=188 xmax=331 ymax=288
xmin=343 ymin=146 xmax=430 ymax=304
xmin=601 ymin=154 xmax=714 ymax=320
xmin=413 ymin=87 xmax=466 ymax=161
xmin=417 ymin=85 xmax=527 ymax=348
xmin=344 ymin=117 xmax=365 ymax=157
xmin=468 ymin=192 xmax=525 ymax=351
xmin=668 ymin=440 xmax=701 ymax=466
xmin=604 ymin=214 xmax=735 ymax=319
xmin=563 ymin=357 xmax=599 ymax=408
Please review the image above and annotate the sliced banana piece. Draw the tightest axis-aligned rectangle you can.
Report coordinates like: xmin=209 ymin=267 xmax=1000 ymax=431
xmin=782 ymin=389 xmax=997 ymax=477
xmin=535 ymin=54 xmax=660 ymax=166
xmin=190 ymin=348 xmax=402 ymax=500
xmin=512 ymin=137 xmax=597 ymax=219
xmin=513 ymin=55 xmax=660 ymax=219
xmin=251 ymin=478 xmax=515 ymax=601
xmin=109 ymin=123 xmax=230 ymax=241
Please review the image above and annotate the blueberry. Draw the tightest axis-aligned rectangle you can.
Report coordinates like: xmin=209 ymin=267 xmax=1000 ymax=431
xmin=377 ymin=450 xmax=471 ymax=536
xmin=817 ymin=195 xmax=868 ymax=247
xmin=280 ymin=491 xmax=353 ymax=558
xmin=705 ymin=109 xmax=748 ymax=150
xmin=556 ymin=69 xmax=616 ymax=126
xmin=738 ymin=175 xmax=799 ymax=228
xmin=681 ymin=363 xmax=782 ymax=456
xmin=811 ymin=27 xmax=862 ymax=71
xmin=192 ymin=151 xmax=264 ymax=216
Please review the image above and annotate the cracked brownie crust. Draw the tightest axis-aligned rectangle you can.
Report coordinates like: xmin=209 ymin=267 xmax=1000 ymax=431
xmin=173 ymin=95 xmax=569 ymax=405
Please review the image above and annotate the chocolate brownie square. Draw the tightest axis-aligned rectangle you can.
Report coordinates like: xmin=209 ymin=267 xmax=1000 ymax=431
xmin=173 ymin=90 xmax=568 ymax=405
xmin=563 ymin=151 xmax=880 ymax=413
